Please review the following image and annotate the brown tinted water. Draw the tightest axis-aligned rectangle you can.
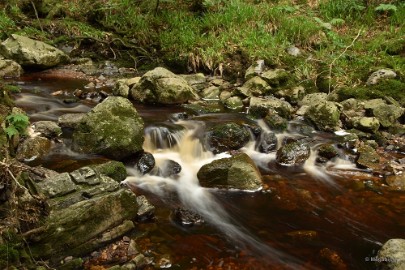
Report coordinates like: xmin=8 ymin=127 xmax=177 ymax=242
xmin=8 ymin=75 xmax=405 ymax=269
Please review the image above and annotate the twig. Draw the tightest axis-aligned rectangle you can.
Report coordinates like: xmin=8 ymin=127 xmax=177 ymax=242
xmin=30 ymin=1 xmax=44 ymax=33
xmin=328 ymin=28 xmax=363 ymax=93
xmin=0 ymin=161 xmax=25 ymax=189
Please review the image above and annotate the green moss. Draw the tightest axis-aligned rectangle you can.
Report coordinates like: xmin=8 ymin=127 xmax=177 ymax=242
xmin=92 ymin=161 xmax=127 ymax=182
xmin=0 ymin=244 xmax=20 ymax=268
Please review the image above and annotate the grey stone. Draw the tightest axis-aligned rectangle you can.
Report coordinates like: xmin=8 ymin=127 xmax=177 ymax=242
xmin=58 ymin=113 xmax=86 ymax=129
xmin=197 ymin=153 xmax=263 ymax=190
xmin=237 ymin=76 xmax=272 ymax=97
xmin=36 ymin=172 xmax=77 ymax=198
xmin=16 ymin=136 xmax=52 ymax=162
xmin=136 ymin=195 xmax=155 ymax=221
xmin=0 ymin=34 xmax=69 ymax=68
xmin=245 ymin=60 xmax=266 ymax=80
xmin=201 ymin=85 xmax=220 ymax=99
xmin=372 ymin=104 xmax=404 ymax=128
xmin=130 ymin=67 xmax=199 ymax=104
xmin=275 ymin=86 xmax=306 ymax=105
xmin=305 ymin=101 xmax=341 ymax=131
xmin=249 ymin=96 xmax=294 ymax=119
xmin=366 ymin=69 xmax=397 ymax=85
xmin=32 ymin=121 xmax=62 ymax=138
xmin=180 ymin=73 xmax=207 ymax=91
xmin=70 ymin=167 xmax=100 ymax=185
xmin=72 ymin=96 xmax=144 ymax=160
xmin=0 ymin=59 xmax=23 ymax=77
xmin=286 ymin=46 xmax=301 ymax=56
xmin=260 ymin=68 xmax=289 ymax=87
xmin=299 ymin=93 xmax=328 ymax=106
xmin=354 ymin=117 xmax=380 ymax=133
xmin=377 ymin=239 xmax=405 ymax=270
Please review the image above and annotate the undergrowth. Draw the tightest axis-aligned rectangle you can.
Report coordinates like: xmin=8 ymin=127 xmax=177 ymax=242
xmin=0 ymin=0 xmax=403 ymax=87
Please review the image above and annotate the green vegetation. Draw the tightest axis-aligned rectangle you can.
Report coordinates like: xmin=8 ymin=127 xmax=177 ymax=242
xmin=4 ymin=112 xmax=29 ymax=139
xmin=0 ymin=0 xmax=404 ymax=89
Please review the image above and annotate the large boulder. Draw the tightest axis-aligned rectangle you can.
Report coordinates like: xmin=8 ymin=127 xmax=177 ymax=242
xmin=130 ymin=67 xmax=199 ymax=104
xmin=197 ymin=153 xmax=263 ymax=190
xmin=376 ymin=239 xmax=405 ymax=270
xmin=0 ymin=34 xmax=69 ymax=68
xmin=0 ymin=59 xmax=23 ymax=77
xmin=205 ymin=123 xmax=250 ymax=154
xmin=73 ymin=96 xmax=144 ymax=160
xmin=305 ymin=101 xmax=341 ymax=131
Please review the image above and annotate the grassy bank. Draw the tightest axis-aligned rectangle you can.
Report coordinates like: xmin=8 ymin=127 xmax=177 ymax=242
xmin=0 ymin=0 xmax=404 ymax=89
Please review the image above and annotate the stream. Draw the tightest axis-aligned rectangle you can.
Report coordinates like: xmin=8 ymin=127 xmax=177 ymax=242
xmin=7 ymin=72 xmax=405 ymax=269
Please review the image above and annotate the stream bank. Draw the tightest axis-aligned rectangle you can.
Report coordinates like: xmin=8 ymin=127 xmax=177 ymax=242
xmin=0 ymin=33 xmax=404 ymax=270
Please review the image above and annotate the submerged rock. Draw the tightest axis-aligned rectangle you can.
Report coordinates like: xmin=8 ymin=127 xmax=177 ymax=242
xmin=276 ymin=141 xmax=311 ymax=166
xmin=136 ymin=195 xmax=155 ymax=221
xmin=356 ymin=145 xmax=381 ymax=170
xmin=377 ymin=239 xmax=405 ymax=270
xmin=73 ymin=96 xmax=144 ymax=160
xmin=172 ymin=208 xmax=204 ymax=227
xmin=130 ymin=67 xmax=199 ymax=104
xmin=197 ymin=153 xmax=263 ymax=190
xmin=206 ymin=123 xmax=250 ymax=154
xmin=0 ymin=34 xmax=69 ymax=68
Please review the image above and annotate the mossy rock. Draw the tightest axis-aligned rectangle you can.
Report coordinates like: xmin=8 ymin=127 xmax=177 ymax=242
xmin=206 ymin=123 xmax=250 ymax=154
xmin=356 ymin=145 xmax=381 ymax=170
xmin=197 ymin=153 xmax=262 ymax=190
xmin=276 ymin=141 xmax=311 ymax=166
xmin=305 ymin=101 xmax=341 ymax=131
xmin=73 ymin=97 xmax=144 ymax=160
xmin=91 ymin=160 xmax=127 ymax=182
xmin=263 ymin=110 xmax=288 ymax=131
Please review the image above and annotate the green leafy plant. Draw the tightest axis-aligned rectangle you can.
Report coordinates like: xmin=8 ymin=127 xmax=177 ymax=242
xmin=4 ymin=113 xmax=29 ymax=139
xmin=375 ymin=4 xmax=397 ymax=14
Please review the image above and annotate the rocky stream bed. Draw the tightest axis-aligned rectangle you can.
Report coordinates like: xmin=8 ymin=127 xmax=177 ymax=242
xmin=0 ymin=34 xmax=404 ymax=270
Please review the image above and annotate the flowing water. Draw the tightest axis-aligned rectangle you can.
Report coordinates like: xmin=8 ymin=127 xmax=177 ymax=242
xmin=8 ymin=73 xmax=405 ymax=269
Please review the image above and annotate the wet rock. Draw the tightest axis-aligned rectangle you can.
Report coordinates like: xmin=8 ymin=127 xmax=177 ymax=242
xmin=130 ymin=67 xmax=199 ymax=104
xmin=317 ymin=144 xmax=338 ymax=163
xmin=29 ymin=189 xmax=138 ymax=260
xmin=201 ymin=85 xmax=220 ymax=99
xmin=276 ymin=141 xmax=311 ymax=166
xmin=0 ymin=59 xmax=22 ymax=77
xmin=173 ymin=208 xmax=204 ymax=226
xmin=58 ymin=113 xmax=86 ymax=129
xmin=385 ymin=174 xmax=405 ymax=190
xmin=366 ymin=69 xmax=397 ymax=85
xmin=206 ymin=123 xmax=250 ymax=154
xmin=372 ymin=104 xmax=404 ymax=128
xmin=135 ymin=152 xmax=155 ymax=175
xmin=73 ymin=96 xmax=144 ymax=160
xmin=156 ymin=254 xmax=172 ymax=269
xmin=16 ymin=136 xmax=52 ymax=162
xmin=237 ymin=76 xmax=272 ymax=97
xmin=377 ymin=239 xmax=405 ymax=270
xmin=263 ymin=110 xmax=288 ymax=131
xmin=356 ymin=145 xmax=381 ymax=170
xmin=249 ymin=96 xmax=294 ymax=119
xmin=180 ymin=73 xmax=207 ymax=92
xmin=0 ymin=34 xmax=69 ymax=68
xmin=32 ymin=121 xmax=62 ymax=139
xmin=319 ymin=248 xmax=348 ymax=270
xmin=197 ymin=153 xmax=263 ymax=190
xmin=305 ymin=101 xmax=341 ymax=131
xmin=136 ymin=195 xmax=155 ymax=221
xmin=285 ymin=230 xmax=318 ymax=243
xmin=353 ymin=117 xmax=380 ymax=133
xmin=245 ymin=59 xmax=265 ymax=80
xmin=152 ymin=159 xmax=182 ymax=177
xmin=223 ymin=96 xmax=244 ymax=111
xmin=256 ymin=132 xmax=278 ymax=153
xmin=260 ymin=68 xmax=289 ymax=87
